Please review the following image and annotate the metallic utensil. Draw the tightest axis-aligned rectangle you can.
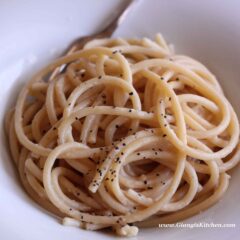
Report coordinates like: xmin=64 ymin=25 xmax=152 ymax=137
xmin=65 ymin=0 xmax=139 ymax=55
xmin=50 ymin=0 xmax=139 ymax=78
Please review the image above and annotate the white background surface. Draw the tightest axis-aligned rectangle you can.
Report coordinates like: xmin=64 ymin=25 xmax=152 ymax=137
xmin=0 ymin=0 xmax=239 ymax=239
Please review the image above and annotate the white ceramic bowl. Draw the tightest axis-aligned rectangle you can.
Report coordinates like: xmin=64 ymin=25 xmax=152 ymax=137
xmin=0 ymin=0 xmax=239 ymax=239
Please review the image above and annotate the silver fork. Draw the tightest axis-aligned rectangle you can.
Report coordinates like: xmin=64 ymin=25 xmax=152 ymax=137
xmin=51 ymin=0 xmax=139 ymax=78
xmin=64 ymin=0 xmax=139 ymax=55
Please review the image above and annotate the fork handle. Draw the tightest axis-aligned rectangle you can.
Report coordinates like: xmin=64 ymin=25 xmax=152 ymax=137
xmin=50 ymin=0 xmax=139 ymax=79
xmin=64 ymin=0 xmax=139 ymax=55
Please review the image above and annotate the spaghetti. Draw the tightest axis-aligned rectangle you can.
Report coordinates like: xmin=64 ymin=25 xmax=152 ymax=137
xmin=5 ymin=34 xmax=240 ymax=237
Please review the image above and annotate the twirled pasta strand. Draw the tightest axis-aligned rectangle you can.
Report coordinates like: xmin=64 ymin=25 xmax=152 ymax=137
xmin=5 ymin=34 xmax=239 ymax=237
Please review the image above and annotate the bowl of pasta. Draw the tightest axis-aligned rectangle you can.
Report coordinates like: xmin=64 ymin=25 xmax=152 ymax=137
xmin=0 ymin=0 xmax=239 ymax=239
